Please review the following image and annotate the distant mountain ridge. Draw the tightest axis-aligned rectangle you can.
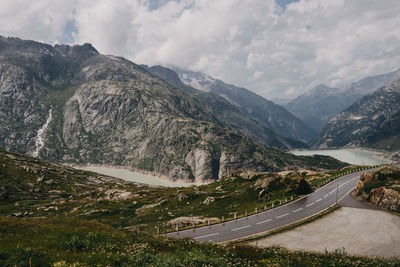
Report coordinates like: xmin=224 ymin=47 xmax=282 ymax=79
xmin=170 ymin=67 xmax=316 ymax=143
xmin=315 ymin=77 xmax=400 ymax=156
xmin=286 ymin=69 xmax=400 ymax=132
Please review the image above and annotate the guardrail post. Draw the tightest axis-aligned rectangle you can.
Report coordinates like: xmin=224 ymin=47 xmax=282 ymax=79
xmin=272 ymin=202 xmax=274 ymax=208
xmin=234 ymin=212 xmax=237 ymax=220
xmin=255 ymin=207 xmax=258 ymax=214
xmin=245 ymin=210 xmax=248 ymax=217
xmin=222 ymin=216 xmax=224 ymax=223
xmin=264 ymin=205 xmax=266 ymax=211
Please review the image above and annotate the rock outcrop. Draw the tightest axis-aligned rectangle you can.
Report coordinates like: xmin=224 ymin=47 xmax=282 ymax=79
xmin=353 ymin=166 xmax=400 ymax=212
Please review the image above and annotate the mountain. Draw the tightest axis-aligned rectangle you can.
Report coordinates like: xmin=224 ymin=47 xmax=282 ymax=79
xmin=285 ymin=84 xmax=343 ymax=132
xmin=0 ymin=36 xmax=343 ymax=182
xmin=315 ymin=78 xmax=400 ymax=152
xmin=286 ymin=69 xmax=400 ymax=132
xmin=142 ymin=65 xmax=307 ymax=149
xmin=172 ymin=68 xmax=316 ymax=143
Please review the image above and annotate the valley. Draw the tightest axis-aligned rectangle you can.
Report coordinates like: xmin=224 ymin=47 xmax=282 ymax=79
xmin=1 ymin=8 xmax=400 ymax=264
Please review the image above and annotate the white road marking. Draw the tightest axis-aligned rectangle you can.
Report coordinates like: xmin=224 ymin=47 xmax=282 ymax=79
xmin=293 ymin=208 xmax=303 ymax=213
xmin=329 ymin=189 xmax=336 ymax=194
xmin=194 ymin=232 xmax=219 ymax=239
xmin=339 ymin=177 xmax=357 ymax=188
xmin=316 ymin=198 xmax=322 ymax=202
xmin=256 ymin=219 xmax=272 ymax=225
xmin=276 ymin=213 xmax=289 ymax=219
xmin=306 ymin=202 xmax=314 ymax=207
xmin=232 ymin=225 xmax=251 ymax=231
xmin=337 ymin=187 xmax=357 ymax=203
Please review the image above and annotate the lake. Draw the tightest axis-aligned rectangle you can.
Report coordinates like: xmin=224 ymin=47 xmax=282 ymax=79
xmin=290 ymin=148 xmax=392 ymax=165
xmin=76 ymin=166 xmax=208 ymax=187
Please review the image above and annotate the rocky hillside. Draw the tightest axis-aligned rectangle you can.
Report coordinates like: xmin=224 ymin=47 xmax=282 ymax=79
xmin=353 ymin=166 xmax=400 ymax=212
xmin=142 ymin=65 xmax=307 ymax=149
xmin=173 ymin=68 xmax=316 ymax=143
xmin=0 ymin=37 xmax=344 ymax=182
xmin=0 ymin=149 xmax=341 ymax=232
xmin=315 ymin=78 xmax=400 ymax=151
xmin=286 ymin=69 xmax=400 ymax=132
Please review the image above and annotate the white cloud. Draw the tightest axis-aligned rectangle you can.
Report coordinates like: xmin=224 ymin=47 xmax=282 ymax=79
xmin=1 ymin=0 xmax=400 ymax=99
xmin=0 ymin=0 xmax=75 ymax=43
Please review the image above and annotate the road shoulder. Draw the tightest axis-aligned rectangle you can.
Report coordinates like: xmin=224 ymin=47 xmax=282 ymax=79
xmin=251 ymin=207 xmax=400 ymax=258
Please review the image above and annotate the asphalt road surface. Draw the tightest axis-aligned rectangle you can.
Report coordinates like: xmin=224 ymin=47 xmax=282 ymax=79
xmin=167 ymin=168 xmax=379 ymax=243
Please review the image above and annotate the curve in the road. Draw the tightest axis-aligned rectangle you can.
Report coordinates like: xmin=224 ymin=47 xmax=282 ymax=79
xmin=167 ymin=167 xmax=381 ymax=243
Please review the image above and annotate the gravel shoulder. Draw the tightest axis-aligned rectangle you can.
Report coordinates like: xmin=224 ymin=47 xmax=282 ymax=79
xmin=252 ymin=207 xmax=400 ymax=258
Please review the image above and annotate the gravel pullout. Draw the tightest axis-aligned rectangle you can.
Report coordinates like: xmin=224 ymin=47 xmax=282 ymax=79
xmin=252 ymin=207 xmax=400 ymax=258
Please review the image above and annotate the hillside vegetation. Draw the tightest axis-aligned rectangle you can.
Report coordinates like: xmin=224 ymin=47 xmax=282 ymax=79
xmin=1 ymin=150 xmax=398 ymax=265
xmin=0 ymin=149 xmax=348 ymax=234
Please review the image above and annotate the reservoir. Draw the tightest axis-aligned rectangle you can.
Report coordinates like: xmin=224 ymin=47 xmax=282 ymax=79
xmin=77 ymin=166 xmax=208 ymax=187
xmin=291 ymin=148 xmax=392 ymax=165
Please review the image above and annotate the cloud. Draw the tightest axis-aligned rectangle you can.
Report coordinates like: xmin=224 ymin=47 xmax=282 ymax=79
xmin=1 ymin=0 xmax=400 ymax=99
xmin=0 ymin=0 xmax=76 ymax=44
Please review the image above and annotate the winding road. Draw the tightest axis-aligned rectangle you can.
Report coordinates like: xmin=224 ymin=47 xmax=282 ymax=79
xmin=167 ymin=168 xmax=378 ymax=243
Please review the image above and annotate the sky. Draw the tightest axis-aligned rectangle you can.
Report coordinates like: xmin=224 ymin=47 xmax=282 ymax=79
xmin=0 ymin=0 xmax=400 ymax=100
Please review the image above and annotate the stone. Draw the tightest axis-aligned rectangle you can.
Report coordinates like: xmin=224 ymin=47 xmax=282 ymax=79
xmin=203 ymin=196 xmax=215 ymax=205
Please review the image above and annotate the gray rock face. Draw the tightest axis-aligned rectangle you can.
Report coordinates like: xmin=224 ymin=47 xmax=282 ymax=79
xmin=0 ymin=37 xmax=344 ymax=182
xmin=286 ymin=69 xmax=400 ymax=133
xmin=315 ymin=78 xmax=400 ymax=149
xmin=172 ymin=68 xmax=316 ymax=143
xmin=142 ymin=65 xmax=307 ymax=150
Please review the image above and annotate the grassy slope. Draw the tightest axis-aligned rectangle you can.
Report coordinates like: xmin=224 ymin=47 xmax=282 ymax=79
xmin=1 ymin=149 xmax=396 ymax=265
xmin=0 ymin=216 xmax=398 ymax=266
xmin=0 ymin=149 xmax=356 ymax=234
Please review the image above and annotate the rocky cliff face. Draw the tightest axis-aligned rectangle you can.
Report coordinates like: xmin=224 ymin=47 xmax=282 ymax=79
xmin=172 ymin=68 xmax=316 ymax=143
xmin=0 ymin=37 xmax=345 ymax=182
xmin=352 ymin=166 xmax=400 ymax=212
xmin=315 ymin=78 xmax=400 ymax=149
xmin=286 ymin=69 xmax=400 ymax=133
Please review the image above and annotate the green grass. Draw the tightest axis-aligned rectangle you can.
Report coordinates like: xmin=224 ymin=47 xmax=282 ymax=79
xmin=1 ymin=150 xmax=398 ymax=265
xmin=0 ymin=149 xmax=374 ymax=234
xmin=0 ymin=216 xmax=398 ymax=267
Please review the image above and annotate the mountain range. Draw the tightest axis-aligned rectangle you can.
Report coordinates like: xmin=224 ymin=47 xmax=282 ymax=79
xmin=172 ymin=68 xmax=316 ymax=143
xmin=315 ymin=77 xmax=400 ymax=160
xmin=286 ymin=69 xmax=400 ymax=132
xmin=0 ymin=36 xmax=343 ymax=182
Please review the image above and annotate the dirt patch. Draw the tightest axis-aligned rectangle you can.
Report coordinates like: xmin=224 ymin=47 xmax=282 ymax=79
xmin=252 ymin=207 xmax=400 ymax=258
